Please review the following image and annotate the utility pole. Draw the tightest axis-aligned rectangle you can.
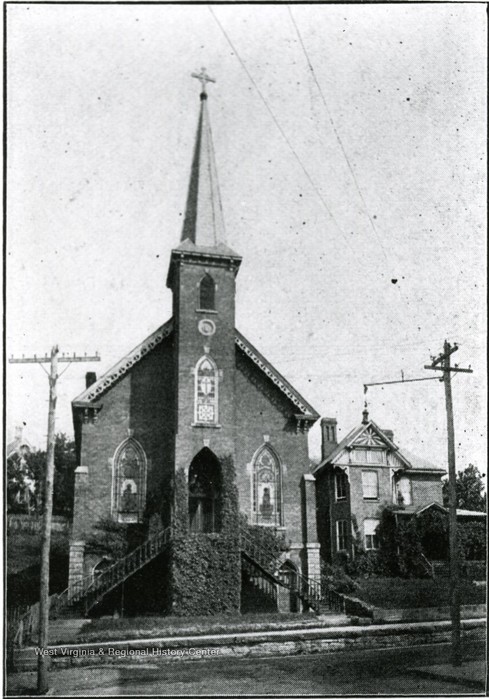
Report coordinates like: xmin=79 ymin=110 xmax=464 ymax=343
xmin=9 ymin=347 xmax=100 ymax=694
xmin=425 ymin=340 xmax=473 ymax=666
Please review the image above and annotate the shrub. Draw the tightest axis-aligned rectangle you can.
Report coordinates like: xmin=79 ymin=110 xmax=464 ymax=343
xmin=345 ymin=550 xmax=389 ymax=578
xmin=321 ymin=559 xmax=358 ymax=594
xmin=85 ymin=516 xmax=146 ymax=558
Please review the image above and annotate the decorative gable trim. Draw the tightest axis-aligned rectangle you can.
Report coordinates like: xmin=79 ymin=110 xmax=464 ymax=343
xmin=72 ymin=320 xmax=319 ymax=424
xmin=350 ymin=426 xmax=385 ymax=448
xmin=235 ymin=330 xmax=319 ymax=420
xmin=73 ymin=319 xmax=173 ymax=406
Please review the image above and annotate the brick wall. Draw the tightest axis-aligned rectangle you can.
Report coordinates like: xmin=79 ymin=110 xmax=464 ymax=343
xmin=410 ymin=473 xmax=444 ymax=506
xmin=234 ymin=350 xmax=311 ymax=546
xmin=71 ymin=336 xmax=175 ymax=543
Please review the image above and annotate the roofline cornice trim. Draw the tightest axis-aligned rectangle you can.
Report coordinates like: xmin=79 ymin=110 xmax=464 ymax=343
xmin=235 ymin=331 xmax=319 ymax=419
xmin=72 ymin=319 xmax=174 ymax=406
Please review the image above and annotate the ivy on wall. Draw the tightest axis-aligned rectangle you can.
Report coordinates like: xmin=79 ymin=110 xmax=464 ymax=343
xmin=169 ymin=454 xmax=241 ymax=616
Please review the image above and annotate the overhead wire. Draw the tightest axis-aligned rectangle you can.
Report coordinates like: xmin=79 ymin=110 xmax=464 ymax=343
xmin=208 ymin=6 xmax=364 ymax=271
xmin=285 ymin=6 xmax=432 ymax=341
xmin=287 ymin=5 xmax=390 ymax=265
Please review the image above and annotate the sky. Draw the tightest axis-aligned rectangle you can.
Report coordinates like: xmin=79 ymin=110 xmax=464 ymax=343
xmin=5 ymin=3 xmax=487 ymax=476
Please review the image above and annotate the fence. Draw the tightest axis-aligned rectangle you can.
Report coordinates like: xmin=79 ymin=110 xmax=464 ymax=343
xmin=7 ymin=514 xmax=70 ymax=534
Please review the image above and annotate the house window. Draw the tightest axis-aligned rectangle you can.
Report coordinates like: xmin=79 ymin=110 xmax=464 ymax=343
xmin=336 ymin=519 xmax=349 ymax=551
xmin=335 ymin=470 xmax=348 ymax=500
xmin=364 ymin=519 xmax=380 ymax=550
xmin=112 ymin=438 xmax=147 ymax=523
xmin=252 ymin=445 xmax=282 ymax=526
xmin=396 ymin=475 xmax=412 ymax=506
xmin=362 ymin=470 xmax=379 ymax=500
xmin=194 ymin=355 xmax=218 ymax=424
xmin=367 ymin=450 xmax=386 ymax=464
xmin=352 ymin=449 xmax=385 ymax=464
xmin=199 ymin=274 xmax=215 ymax=310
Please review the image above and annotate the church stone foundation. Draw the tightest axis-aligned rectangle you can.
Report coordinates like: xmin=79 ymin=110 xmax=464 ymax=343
xmin=68 ymin=541 xmax=86 ymax=599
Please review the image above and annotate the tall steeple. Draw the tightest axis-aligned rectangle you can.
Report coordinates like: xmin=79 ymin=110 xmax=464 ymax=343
xmin=180 ymin=68 xmax=226 ymax=248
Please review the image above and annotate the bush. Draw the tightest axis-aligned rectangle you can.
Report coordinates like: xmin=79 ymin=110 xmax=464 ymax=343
xmin=462 ymin=560 xmax=486 ymax=580
xmin=345 ymin=550 xmax=390 ymax=578
xmin=85 ymin=516 xmax=146 ymax=558
xmin=321 ymin=560 xmax=358 ymax=594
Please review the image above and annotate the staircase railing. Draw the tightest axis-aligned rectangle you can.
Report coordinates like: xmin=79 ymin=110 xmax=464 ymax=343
xmin=242 ymin=556 xmax=278 ymax=604
xmin=81 ymin=526 xmax=172 ymax=614
xmin=419 ymin=552 xmax=435 ymax=579
xmin=239 ymin=526 xmax=330 ymax=613
xmin=52 ymin=526 xmax=172 ymax=617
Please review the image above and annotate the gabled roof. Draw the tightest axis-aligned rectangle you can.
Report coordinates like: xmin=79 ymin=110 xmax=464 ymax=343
xmin=72 ymin=319 xmax=174 ymax=406
xmin=313 ymin=420 xmax=401 ymax=474
xmin=6 ymin=431 xmax=33 ymax=459
xmin=72 ymin=320 xmax=319 ymax=422
xmin=313 ymin=418 xmax=446 ymax=477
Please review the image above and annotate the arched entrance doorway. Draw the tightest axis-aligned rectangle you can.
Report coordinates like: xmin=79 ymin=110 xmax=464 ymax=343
xmin=188 ymin=449 xmax=222 ymax=533
xmin=278 ymin=560 xmax=299 ymax=613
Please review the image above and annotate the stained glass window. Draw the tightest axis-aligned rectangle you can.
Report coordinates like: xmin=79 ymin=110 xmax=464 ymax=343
xmin=112 ymin=439 xmax=147 ymax=523
xmin=195 ymin=356 xmax=218 ymax=424
xmin=252 ymin=445 xmax=282 ymax=526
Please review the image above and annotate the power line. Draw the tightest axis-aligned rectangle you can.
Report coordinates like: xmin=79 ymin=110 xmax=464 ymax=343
xmin=208 ymin=7 xmax=363 ymax=270
xmin=285 ymin=7 xmax=429 ymax=338
xmin=287 ymin=6 xmax=389 ymax=266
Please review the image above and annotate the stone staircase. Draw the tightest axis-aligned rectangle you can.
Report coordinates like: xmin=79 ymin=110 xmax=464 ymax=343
xmin=10 ymin=524 xmax=341 ymax=660
xmin=239 ymin=526 xmax=344 ymax=614
xmin=54 ymin=526 xmax=172 ymax=618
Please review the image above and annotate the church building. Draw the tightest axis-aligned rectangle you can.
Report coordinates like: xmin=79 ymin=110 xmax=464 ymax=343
xmin=69 ymin=72 xmax=323 ymax=616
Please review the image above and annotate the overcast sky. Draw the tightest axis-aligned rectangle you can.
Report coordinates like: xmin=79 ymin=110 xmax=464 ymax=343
xmin=6 ymin=3 xmax=486 ymax=475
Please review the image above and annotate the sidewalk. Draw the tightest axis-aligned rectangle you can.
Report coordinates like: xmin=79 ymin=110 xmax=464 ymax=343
xmin=6 ymin=643 xmax=486 ymax=696
xmin=408 ymin=660 xmax=486 ymax=690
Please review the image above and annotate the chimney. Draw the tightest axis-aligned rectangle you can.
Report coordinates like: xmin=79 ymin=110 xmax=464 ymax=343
xmin=383 ymin=429 xmax=394 ymax=443
xmin=85 ymin=372 xmax=97 ymax=389
xmin=321 ymin=417 xmax=338 ymax=461
xmin=15 ymin=425 xmax=23 ymax=441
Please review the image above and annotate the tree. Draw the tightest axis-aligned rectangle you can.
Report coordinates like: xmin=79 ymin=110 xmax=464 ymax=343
xmin=7 ymin=433 xmax=77 ymax=516
xmin=443 ymin=464 xmax=486 ymax=512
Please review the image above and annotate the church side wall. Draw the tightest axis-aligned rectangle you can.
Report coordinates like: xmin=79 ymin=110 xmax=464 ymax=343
xmin=234 ymin=350 xmax=311 ymax=549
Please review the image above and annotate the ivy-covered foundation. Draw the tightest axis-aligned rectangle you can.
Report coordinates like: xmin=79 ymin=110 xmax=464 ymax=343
xmin=169 ymin=453 xmax=241 ymax=616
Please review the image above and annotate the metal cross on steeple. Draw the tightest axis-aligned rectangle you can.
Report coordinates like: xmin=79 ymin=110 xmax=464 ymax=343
xmin=191 ymin=67 xmax=216 ymax=94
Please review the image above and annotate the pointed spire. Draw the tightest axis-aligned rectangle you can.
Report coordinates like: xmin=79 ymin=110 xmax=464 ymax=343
xmin=181 ymin=69 xmax=226 ymax=248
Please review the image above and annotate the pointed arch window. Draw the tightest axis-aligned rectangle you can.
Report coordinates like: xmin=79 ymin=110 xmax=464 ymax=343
xmin=252 ymin=445 xmax=282 ymax=527
xmin=112 ymin=438 xmax=147 ymax=523
xmin=195 ymin=355 xmax=219 ymax=424
xmin=199 ymin=274 xmax=216 ymax=310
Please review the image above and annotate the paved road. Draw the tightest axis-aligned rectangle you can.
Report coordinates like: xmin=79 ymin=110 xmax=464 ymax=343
xmin=7 ymin=641 xmax=486 ymax=696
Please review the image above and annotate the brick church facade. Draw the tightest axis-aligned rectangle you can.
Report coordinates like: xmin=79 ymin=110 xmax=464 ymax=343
xmin=69 ymin=82 xmax=322 ymax=614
